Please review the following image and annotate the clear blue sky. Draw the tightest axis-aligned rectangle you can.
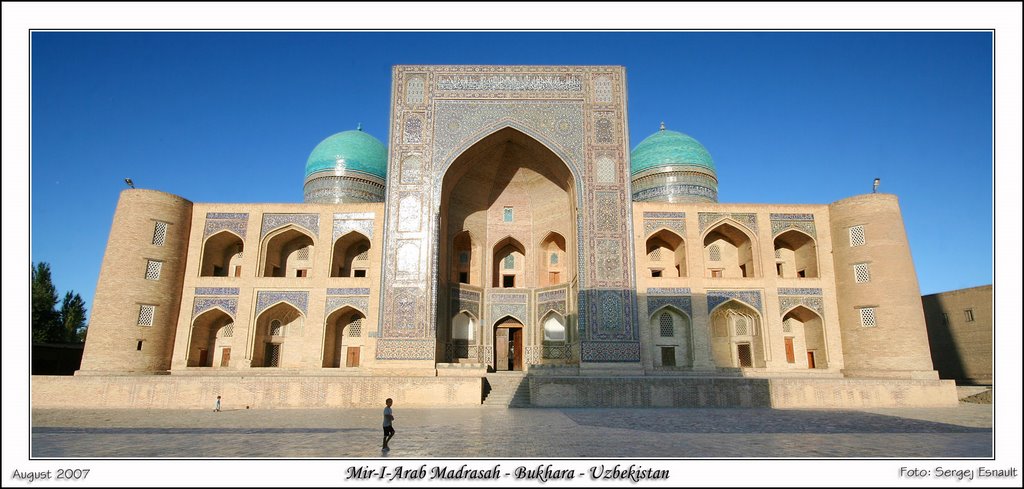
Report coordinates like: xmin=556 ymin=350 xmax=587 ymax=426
xmin=29 ymin=31 xmax=993 ymax=316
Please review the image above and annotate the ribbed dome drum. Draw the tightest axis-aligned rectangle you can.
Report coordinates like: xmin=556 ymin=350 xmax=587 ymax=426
xmin=303 ymin=127 xmax=388 ymax=203
xmin=630 ymin=124 xmax=718 ymax=203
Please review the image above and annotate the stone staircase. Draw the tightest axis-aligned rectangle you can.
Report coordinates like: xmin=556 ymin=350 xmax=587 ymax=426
xmin=482 ymin=372 xmax=531 ymax=408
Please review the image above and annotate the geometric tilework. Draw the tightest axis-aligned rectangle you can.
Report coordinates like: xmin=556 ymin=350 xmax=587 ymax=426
xmin=375 ymin=339 xmax=435 ymax=360
xmin=643 ymin=213 xmax=686 ymax=238
xmin=698 ymin=212 xmax=758 ymax=235
xmin=261 ymin=213 xmax=319 ymax=239
xmin=580 ymin=341 xmax=640 ymax=362
xmin=707 ymin=289 xmax=763 ymax=314
xmin=192 ymin=297 xmax=238 ymax=319
xmin=194 ymin=287 xmax=240 ymax=296
xmin=333 ymin=213 xmax=375 ymax=240
xmin=204 ymin=212 xmax=249 ymax=239
xmin=777 ymin=288 xmax=822 ymax=296
xmin=326 ymin=288 xmax=370 ymax=296
xmin=255 ymin=290 xmax=308 ymax=316
xmin=647 ymin=295 xmax=692 ymax=319
xmin=779 ymin=295 xmax=825 ymax=317
xmin=325 ymin=296 xmax=369 ymax=317
xmin=770 ymin=213 xmax=816 ymax=239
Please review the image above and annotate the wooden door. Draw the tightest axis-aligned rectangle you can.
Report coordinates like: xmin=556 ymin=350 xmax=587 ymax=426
xmin=346 ymin=347 xmax=360 ymax=367
xmin=220 ymin=347 xmax=231 ymax=367
xmin=495 ymin=328 xmax=509 ymax=371
xmin=807 ymin=351 xmax=816 ymax=369
xmin=784 ymin=337 xmax=795 ymax=363
xmin=198 ymin=348 xmax=209 ymax=366
xmin=511 ymin=328 xmax=523 ymax=371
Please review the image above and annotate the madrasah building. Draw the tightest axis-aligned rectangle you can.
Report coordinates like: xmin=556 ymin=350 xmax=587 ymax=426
xmin=36 ymin=65 xmax=958 ymax=409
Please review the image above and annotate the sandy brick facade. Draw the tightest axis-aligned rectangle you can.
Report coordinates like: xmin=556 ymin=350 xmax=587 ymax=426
xmin=922 ymin=285 xmax=993 ymax=384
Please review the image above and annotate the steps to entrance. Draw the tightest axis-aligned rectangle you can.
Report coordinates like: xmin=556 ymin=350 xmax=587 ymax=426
xmin=482 ymin=372 xmax=531 ymax=408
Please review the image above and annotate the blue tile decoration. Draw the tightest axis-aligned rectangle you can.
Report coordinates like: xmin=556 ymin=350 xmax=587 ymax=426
xmin=192 ymin=297 xmax=237 ymax=319
xmin=326 ymin=296 xmax=369 ymax=317
xmin=386 ymin=287 xmax=424 ymax=338
xmin=585 ymin=289 xmax=634 ymax=341
xmin=451 ymin=287 xmax=481 ymax=318
xmin=630 ymin=129 xmax=715 ymax=174
xmin=644 ymin=212 xmax=686 ymax=219
xmin=648 ymin=288 xmax=691 ymax=296
xmin=779 ymin=296 xmax=825 ymax=317
xmin=488 ymin=291 xmax=529 ymax=304
xmin=581 ymin=341 xmax=641 ymax=362
xmin=327 ymin=288 xmax=370 ymax=296
xmin=594 ymin=192 xmax=620 ymax=233
xmin=707 ymin=289 xmax=763 ymax=314
xmin=203 ymin=213 xmax=248 ymax=239
xmin=699 ymin=212 xmax=758 ymax=235
xmin=333 ymin=213 xmax=375 ymax=241
xmin=770 ymin=213 xmax=817 ymax=239
xmin=647 ymin=294 xmax=692 ymax=319
xmin=375 ymin=339 xmax=435 ymax=360
xmin=490 ymin=303 xmax=529 ymax=326
xmin=643 ymin=214 xmax=686 ymax=238
xmin=634 ymin=184 xmax=718 ymax=203
xmin=458 ymin=288 xmax=481 ymax=302
xmin=261 ymin=213 xmax=320 ymax=239
xmin=255 ymin=290 xmax=308 ymax=316
xmin=435 ymin=73 xmax=583 ymax=92
xmin=537 ymin=288 xmax=567 ymax=302
xmin=194 ymin=287 xmax=239 ymax=296
xmin=778 ymin=288 xmax=822 ymax=296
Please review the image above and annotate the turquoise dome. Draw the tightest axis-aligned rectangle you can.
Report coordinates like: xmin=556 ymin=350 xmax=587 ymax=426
xmin=304 ymin=129 xmax=388 ymax=180
xmin=630 ymin=127 xmax=715 ymax=175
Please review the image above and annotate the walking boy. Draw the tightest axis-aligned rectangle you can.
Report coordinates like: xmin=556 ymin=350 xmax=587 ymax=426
xmin=214 ymin=395 xmax=221 ymax=412
xmin=382 ymin=398 xmax=395 ymax=450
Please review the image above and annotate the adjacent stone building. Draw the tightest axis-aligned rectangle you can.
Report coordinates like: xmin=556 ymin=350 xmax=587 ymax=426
xmin=38 ymin=65 xmax=957 ymax=409
xmin=922 ymin=285 xmax=993 ymax=385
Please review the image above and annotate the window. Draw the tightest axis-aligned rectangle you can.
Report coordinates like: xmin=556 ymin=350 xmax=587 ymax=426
xmin=942 ymin=312 xmax=949 ymax=325
xmin=854 ymin=263 xmax=870 ymax=283
xmin=964 ymin=309 xmax=975 ymax=322
xmin=734 ymin=317 xmax=748 ymax=336
xmin=296 ymin=246 xmax=309 ymax=260
xmin=348 ymin=315 xmax=362 ymax=337
xmin=296 ymin=269 xmax=308 ymax=277
xmin=782 ymin=318 xmax=793 ymax=333
xmin=859 ymin=307 xmax=877 ymax=327
xmin=651 ymin=269 xmax=662 ymax=278
xmin=502 ymin=275 xmax=515 ymax=288
xmin=797 ymin=269 xmax=806 ymax=278
xmin=152 ymin=221 xmax=167 ymax=246
xmin=137 ymin=305 xmax=155 ymax=326
xmin=355 ymin=246 xmax=369 ymax=261
xmin=459 ymin=251 xmax=469 ymax=264
xmin=503 ymin=254 xmax=515 ymax=270
xmin=503 ymin=207 xmax=513 ymax=222
xmin=849 ymin=225 xmax=866 ymax=247
xmin=737 ymin=344 xmax=753 ymax=367
xmin=648 ymin=248 xmax=663 ymax=261
xmin=550 ymin=253 xmax=558 ymax=265
xmin=353 ymin=269 xmax=367 ymax=278
xmin=270 ymin=319 xmax=283 ymax=336
xmin=659 ymin=312 xmax=674 ymax=337
xmin=265 ymin=343 xmax=281 ymax=367
xmin=708 ymin=244 xmax=721 ymax=261
xmin=234 ymin=265 xmax=242 ymax=277
xmin=459 ymin=271 xmax=469 ymax=284
xmin=137 ymin=340 xmax=144 ymax=351
xmin=145 ymin=260 xmax=163 ymax=280
xmin=784 ymin=337 xmax=795 ymax=363
xmin=221 ymin=322 xmax=234 ymax=337
xmin=711 ymin=269 xmax=723 ymax=278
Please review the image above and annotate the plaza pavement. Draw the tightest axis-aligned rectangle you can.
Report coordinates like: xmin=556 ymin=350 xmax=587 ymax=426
xmin=31 ymin=403 xmax=992 ymax=459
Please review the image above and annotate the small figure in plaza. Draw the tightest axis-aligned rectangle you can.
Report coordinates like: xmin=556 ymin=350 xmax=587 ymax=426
xmin=382 ymin=398 xmax=395 ymax=451
xmin=214 ymin=395 xmax=221 ymax=412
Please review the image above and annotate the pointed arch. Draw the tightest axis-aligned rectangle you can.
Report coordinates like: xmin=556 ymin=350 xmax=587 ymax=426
xmin=773 ymin=229 xmax=819 ymax=278
xmin=540 ymin=310 xmax=567 ymax=342
xmin=331 ymin=230 xmax=371 ymax=278
xmin=538 ymin=231 xmax=567 ymax=286
xmin=322 ymin=305 xmax=365 ymax=368
xmin=251 ymin=302 xmax=303 ymax=367
xmin=492 ymin=236 xmax=526 ymax=288
xmin=187 ymin=308 xmax=234 ymax=367
xmin=260 ymin=225 xmax=315 ymax=278
xmin=649 ymin=305 xmax=693 ymax=368
xmin=200 ymin=230 xmax=244 ymax=277
xmin=645 ymin=228 xmax=687 ymax=278
xmin=782 ymin=305 xmax=829 ymax=369
xmin=451 ymin=230 xmax=477 ymax=285
xmin=703 ymin=220 xmax=759 ymax=278
xmin=709 ymin=299 xmax=766 ymax=368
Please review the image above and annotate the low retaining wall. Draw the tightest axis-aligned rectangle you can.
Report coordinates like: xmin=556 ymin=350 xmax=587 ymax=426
xmin=529 ymin=377 xmax=959 ymax=408
xmin=32 ymin=375 xmax=482 ymax=409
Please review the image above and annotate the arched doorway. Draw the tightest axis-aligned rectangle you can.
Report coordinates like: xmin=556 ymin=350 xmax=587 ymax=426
xmin=646 ymin=229 xmax=686 ymax=278
xmin=494 ymin=316 xmax=524 ymax=371
xmin=322 ymin=306 xmax=365 ymax=368
xmin=187 ymin=308 xmax=234 ymax=367
xmin=331 ymin=231 xmax=371 ymax=278
xmin=709 ymin=300 xmax=766 ymax=368
xmin=200 ymin=231 xmax=244 ymax=277
xmin=260 ymin=226 xmax=315 ymax=278
xmin=704 ymin=222 xmax=758 ymax=278
xmin=782 ymin=305 xmax=828 ymax=368
xmin=773 ymin=230 xmax=819 ymax=278
xmin=251 ymin=302 xmax=303 ymax=367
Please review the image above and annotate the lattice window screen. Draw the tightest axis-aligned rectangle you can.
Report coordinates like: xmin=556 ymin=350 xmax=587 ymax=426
xmin=849 ymin=225 xmax=866 ymax=247
xmin=145 ymin=260 xmax=162 ymax=280
xmin=296 ymin=246 xmax=309 ymax=260
xmin=137 ymin=305 xmax=155 ymax=326
xmin=348 ymin=316 xmax=362 ymax=337
xmin=854 ymin=263 xmax=871 ymax=283
xmin=221 ymin=322 xmax=234 ymax=337
xmin=709 ymin=245 xmax=721 ymax=261
xmin=659 ymin=312 xmax=674 ymax=337
xmin=152 ymin=221 xmax=167 ymax=246
xmin=734 ymin=317 xmax=748 ymax=336
xmin=859 ymin=307 xmax=877 ymax=327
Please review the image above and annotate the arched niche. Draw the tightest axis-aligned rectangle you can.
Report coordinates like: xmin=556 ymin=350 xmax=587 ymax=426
xmin=260 ymin=227 xmax=315 ymax=278
xmin=782 ymin=305 xmax=828 ymax=368
xmin=650 ymin=306 xmax=693 ymax=367
xmin=773 ymin=230 xmax=819 ymax=278
xmin=646 ymin=229 xmax=686 ymax=278
xmin=250 ymin=302 xmax=303 ymax=367
xmin=492 ymin=236 xmax=526 ymax=288
xmin=322 ymin=306 xmax=365 ymax=368
xmin=187 ymin=308 xmax=234 ymax=367
xmin=331 ymin=231 xmax=371 ymax=278
xmin=709 ymin=299 xmax=766 ymax=368
xmin=538 ymin=232 xmax=567 ymax=286
xmin=703 ymin=221 xmax=758 ymax=278
xmin=200 ymin=231 xmax=244 ymax=277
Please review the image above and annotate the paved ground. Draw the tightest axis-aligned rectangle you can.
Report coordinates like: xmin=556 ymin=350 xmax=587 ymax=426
xmin=31 ymin=403 xmax=992 ymax=458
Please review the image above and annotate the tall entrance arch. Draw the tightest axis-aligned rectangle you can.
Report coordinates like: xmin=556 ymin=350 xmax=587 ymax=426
xmin=376 ymin=66 xmax=640 ymax=368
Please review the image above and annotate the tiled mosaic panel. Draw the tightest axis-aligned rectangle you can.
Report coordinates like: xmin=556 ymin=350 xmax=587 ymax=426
xmin=707 ymin=290 xmax=763 ymax=314
xmin=327 ymin=288 xmax=370 ymax=296
xmin=375 ymin=339 xmax=435 ymax=360
xmin=594 ymin=155 xmax=617 ymax=184
xmin=580 ymin=341 xmax=641 ymax=362
xmin=304 ymin=176 xmax=385 ymax=204
xmin=384 ymin=287 xmax=425 ymax=338
xmin=537 ymin=286 xmax=569 ymax=320
xmin=643 ymin=211 xmax=686 ymax=237
xmin=592 ymin=75 xmax=613 ymax=103
xmin=261 ymin=213 xmax=319 ymax=239
xmin=203 ymin=213 xmax=248 ymax=239
xmin=194 ymin=287 xmax=240 ymax=296
xmin=698 ymin=212 xmax=758 ymax=235
xmin=779 ymin=296 xmax=825 ymax=317
xmin=436 ymin=73 xmax=583 ymax=92
xmin=451 ymin=287 xmax=482 ymax=318
xmin=333 ymin=213 xmax=375 ymax=241
xmin=594 ymin=239 xmax=624 ymax=283
xmin=777 ymin=288 xmax=822 ymax=296
xmin=405 ymin=75 xmax=425 ymax=104
xmin=771 ymin=213 xmax=817 ymax=239
xmin=633 ymin=183 xmax=718 ymax=203
xmin=584 ymin=289 xmax=635 ymax=341
xmin=325 ymin=296 xmax=370 ymax=317
xmin=403 ymin=114 xmax=424 ymax=144
xmin=400 ymin=154 xmax=423 ymax=185
xmin=647 ymin=295 xmax=692 ymax=319
xmin=594 ymin=191 xmax=621 ymax=233
xmin=255 ymin=290 xmax=309 ymax=316
xmin=192 ymin=297 xmax=237 ymax=319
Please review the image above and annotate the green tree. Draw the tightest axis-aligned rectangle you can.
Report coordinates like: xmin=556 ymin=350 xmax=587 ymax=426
xmin=31 ymin=262 xmax=61 ymax=343
xmin=60 ymin=291 xmax=88 ymax=343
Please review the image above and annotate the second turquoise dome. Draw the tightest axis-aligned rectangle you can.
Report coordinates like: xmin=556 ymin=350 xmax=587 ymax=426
xmin=305 ymin=129 xmax=388 ymax=180
xmin=630 ymin=128 xmax=715 ymax=175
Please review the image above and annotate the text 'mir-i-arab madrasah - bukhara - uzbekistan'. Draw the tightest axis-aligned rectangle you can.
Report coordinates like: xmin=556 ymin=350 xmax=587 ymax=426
xmin=33 ymin=65 xmax=961 ymax=410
